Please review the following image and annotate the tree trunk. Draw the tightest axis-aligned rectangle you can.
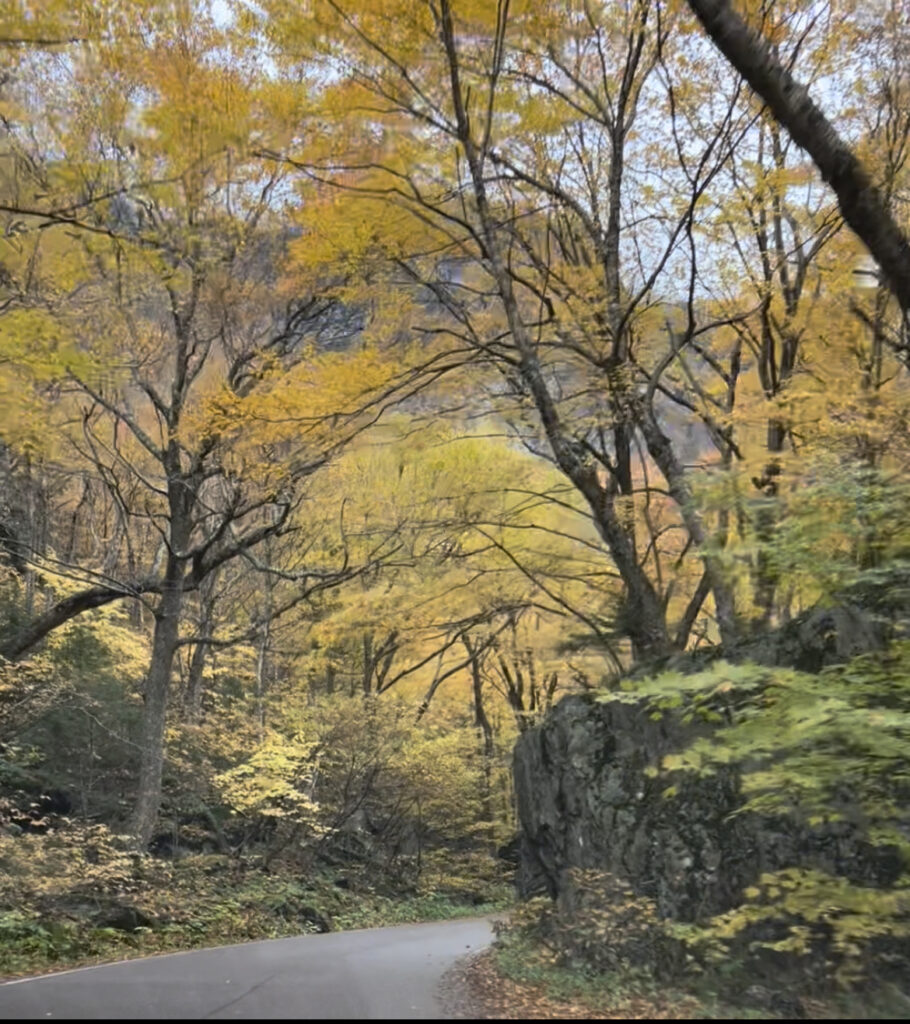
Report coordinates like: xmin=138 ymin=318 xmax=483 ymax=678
xmin=465 ymin=636 xmax=496 ymax=853
xmin=183 ymin=570 xmax=217 ymax=721
xmin=637 ymin=407 xmax=739 ymax=648
xmin=361 ymin=632 xmax=373 ymax=695
xmin=132 ymin=447 xmax=192 ymax=848
xmin=255 ymin=618 xmax=270 ymax=737
xmin=131 ymin=561 xmax=184 ymax=848
xmin=184 ymin=637 xmax=208 ymax=722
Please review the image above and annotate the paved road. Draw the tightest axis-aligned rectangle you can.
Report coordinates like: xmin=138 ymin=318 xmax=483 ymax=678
xmin=0 ymin=917 xmax=494 ymax=1019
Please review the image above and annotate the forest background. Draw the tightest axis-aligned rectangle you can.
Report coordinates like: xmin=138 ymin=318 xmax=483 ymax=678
xmin=0 ymin=0 xmax=908 ymax=1008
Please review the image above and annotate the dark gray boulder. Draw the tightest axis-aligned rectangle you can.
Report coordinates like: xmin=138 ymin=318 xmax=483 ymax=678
xmin=513 ymin=692 xmax=894 ymax=922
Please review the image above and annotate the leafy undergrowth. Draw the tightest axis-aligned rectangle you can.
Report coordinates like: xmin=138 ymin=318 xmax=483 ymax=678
xmin=0 ymin=831 xmax=512 ymax=980
xmin=477 ymin=927 xmax=708 ymax=1020
xmin=460 ymin=917 xmax=910 ymax=1020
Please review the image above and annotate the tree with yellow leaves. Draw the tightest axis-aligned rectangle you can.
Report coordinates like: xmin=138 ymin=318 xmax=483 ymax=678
xmin=0 ymin=1 xmax=402 ymax=844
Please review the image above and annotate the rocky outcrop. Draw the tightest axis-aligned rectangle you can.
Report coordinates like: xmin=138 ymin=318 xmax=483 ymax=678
xmin=515 ymin=695 xmax=735 ymax=916
xmin=513 ymin=692 xmax=897 ymax=922
xmin=513 ymin=589 xmax=910 ymax=922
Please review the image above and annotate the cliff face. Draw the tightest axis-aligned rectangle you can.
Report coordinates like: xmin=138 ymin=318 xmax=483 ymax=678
xmin=514 ymin=695 xmax=740 ymax=917
xmin=512 ymin=692 xmax=893 ymax=922
xmin=511 ymin=591 xmax=910 ymax=931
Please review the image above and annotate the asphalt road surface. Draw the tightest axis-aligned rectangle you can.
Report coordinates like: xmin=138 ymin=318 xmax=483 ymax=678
xmin=0 ymin=917 xmax=495 ymax=1019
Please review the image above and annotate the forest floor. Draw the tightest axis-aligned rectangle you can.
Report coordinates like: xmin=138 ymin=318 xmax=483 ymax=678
xmin=443 ymin=950 xmax=707 ymax=1020
xmin=442 ymin=932 xmax=910 ymax=1020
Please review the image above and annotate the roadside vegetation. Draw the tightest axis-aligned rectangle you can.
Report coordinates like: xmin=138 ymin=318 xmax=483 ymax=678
xmin=1 ymin=847 xmax=509 ymax=979
xmin=482 ymin=917 xmax=910 ymax=1019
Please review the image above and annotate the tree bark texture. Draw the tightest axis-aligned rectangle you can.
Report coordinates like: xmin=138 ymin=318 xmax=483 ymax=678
xmin=131 ymin=556 xmax=184 ymax=848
